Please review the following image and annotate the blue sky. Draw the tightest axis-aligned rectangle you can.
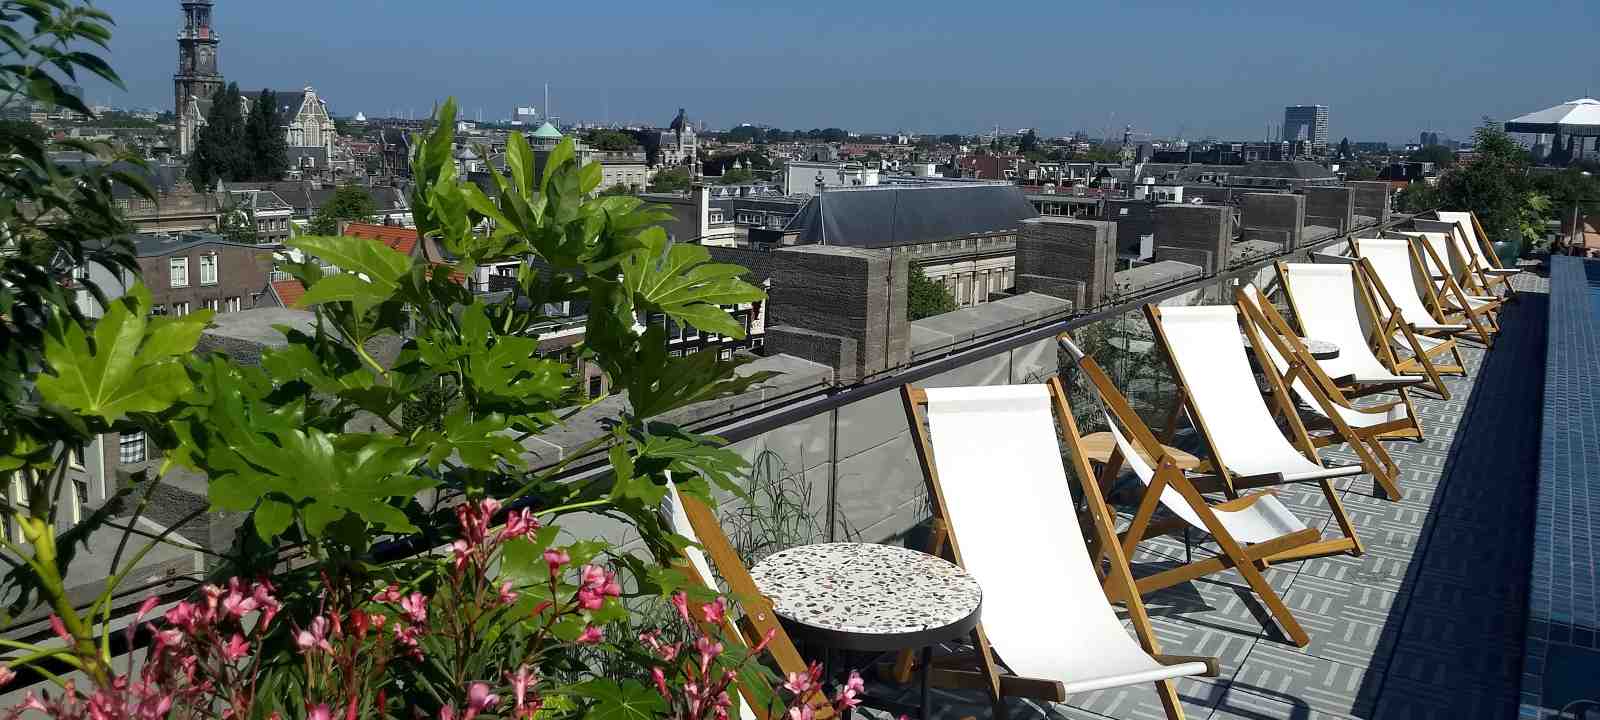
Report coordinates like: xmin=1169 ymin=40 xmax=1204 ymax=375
xmin=82 ymin=0 xmax=1599 ymax=143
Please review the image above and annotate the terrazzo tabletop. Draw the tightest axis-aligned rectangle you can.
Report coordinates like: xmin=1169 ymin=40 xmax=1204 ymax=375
xmin=749 ymin=542 xmax=982 ymax=640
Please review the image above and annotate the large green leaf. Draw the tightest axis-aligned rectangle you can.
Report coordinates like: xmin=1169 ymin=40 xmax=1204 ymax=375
xmin=619 ymin=228 xmax=765 ymax=338
xmin=37 ymin=284 xmax=211 ymax=421
xmin=574 ymin=679 xmax=667 ymax=720
xmin=288 ymin=235 xmax=414 ymax=286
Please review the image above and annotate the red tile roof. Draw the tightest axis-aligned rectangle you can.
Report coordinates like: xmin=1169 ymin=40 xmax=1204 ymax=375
xmin=272 ymin=279 xmax=306 ymax=308
xmin=343 ymin=223 xmax=418 ymax=256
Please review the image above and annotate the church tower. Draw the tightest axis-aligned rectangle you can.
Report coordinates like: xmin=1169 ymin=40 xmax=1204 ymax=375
xmin=174 ymin=0 xmax=222 ymax=156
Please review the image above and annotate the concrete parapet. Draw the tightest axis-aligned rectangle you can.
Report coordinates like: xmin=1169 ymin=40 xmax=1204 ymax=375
xmin=1241 ymin=192 xmax=1306 ymax=250
xmin=1347 ymin=181 xmax=1392 ymax=226
xmin=1015 ymin=216 xmax=1116 ymax=309
xmin=765 ymin=245 xmax=909 ymax=384
xmin=1303 ymin=186 xmax=1355 ymax=234
xmin=1153 ymin=203 xmax=1232 ymax=275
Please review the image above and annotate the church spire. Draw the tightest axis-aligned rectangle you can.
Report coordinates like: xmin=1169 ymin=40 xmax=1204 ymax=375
xmin=175 ymin=0 xmax=223 ymax=156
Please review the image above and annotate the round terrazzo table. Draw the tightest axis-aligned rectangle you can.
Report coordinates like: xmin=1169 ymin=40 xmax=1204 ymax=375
xmin=1302 ymin=338 xmax=1340 ymax=360
xmin=750 ymin=542 xmax=983 ymax=720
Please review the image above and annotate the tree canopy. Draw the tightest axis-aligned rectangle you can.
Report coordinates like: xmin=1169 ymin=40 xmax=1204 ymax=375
xmin=188 ymin=83 xmax=246 ymax=191
xmin=716 ymin=168 xmax=754 ymax=185
xmin=908 ymin=265 xmax=958 ymax=320
xmin=308 ymin=185 xmax=378 ymax=235
xmin=648 ymin=167 xmax=692 ymax=194
xmin=1408 ymin=144 xmax=1456 ymax=166
xmin=243 ymin=89 xmax=289 ymax=182
xmin=190 ymin=85 xmax=289 ymax=189
xmin=585 ymin=129 xmax=637 ymax=151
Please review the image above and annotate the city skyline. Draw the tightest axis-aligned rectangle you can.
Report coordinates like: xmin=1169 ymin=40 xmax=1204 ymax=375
xmin=81 ymin=0 xmax=1600 ymax=143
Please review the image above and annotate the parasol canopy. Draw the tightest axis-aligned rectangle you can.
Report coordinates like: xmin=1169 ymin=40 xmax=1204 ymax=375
xmin=1504 ymin=98 xmax=1600 ymax=135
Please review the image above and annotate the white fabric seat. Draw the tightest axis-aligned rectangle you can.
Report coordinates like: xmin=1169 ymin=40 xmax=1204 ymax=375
xmin=1436 ymin=211 xmax=1521 ymax=277
xmin=1103 ymin=413 xmax=1307 ymax=545
xmin=1274 ymin=264 xmax=1422 ymax=387
xmin=1352 ymin=238 xmax=1467 ymax=335
xmin=1151 ymin=306 xmax=1362 ymax=484
xmin=922 ymin=385 xmax=1210 ymax=694
xmin=1239 ymin=286 xmax=1416 ymax=434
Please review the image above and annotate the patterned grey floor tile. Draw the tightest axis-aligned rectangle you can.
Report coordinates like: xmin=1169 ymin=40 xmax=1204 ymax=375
xmin=1382 ymin=640 xmax=1521 ymax=694
xmin=1232 ymin=643 xmax=1380 ymax=717
xmin=1262 ymin=574 xmax=1406 ymax=670
xmin=1063 ymin=675 xmax=1226 ymax=720
xmin=1206 ymin=684 xmax=1353 ymax=720
xmin=1141 ymin=561 xmax=1301 ymax=639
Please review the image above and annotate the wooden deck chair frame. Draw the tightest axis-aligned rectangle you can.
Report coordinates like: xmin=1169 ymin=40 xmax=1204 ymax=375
xmin=1352 ymin=255 xmax=1468 ymax=399
xmin=1411 ymin=219 xmax=1505 ymax=303
xmin=1143 ymin=302 xmax=1397 ymax=502
xmin=1439 ymin=211 xmax=1521 ymax=302
xmin=1233 ymin=285 xmax=1409 ymax=492
xmin=1061 ymin=337 xmax=1358 ymax=647
xmin=670 ymin=491 xmax=832 ymax=720
xmin=1398 ymin=230 xmax=1500 ymax=347
xmin=901 ymin=380 xmax=1218 ymax=720
xmin=1271 ymin=261 xmax=1427 ymax=403
xmin=1243 ymin=279 xmax=1423 ymax=444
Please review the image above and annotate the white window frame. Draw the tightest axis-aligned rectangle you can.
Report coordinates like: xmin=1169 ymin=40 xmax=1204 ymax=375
xmin=169 ymin=257 xmax=189 ymax=287
xmin=226 ymin=296 xmax=241 ymax=313
xmin=173 ymin=301 xmax=190 ymax=317
xmin=202 ymin=298 xmax=219 ymax=312
xmin=199 ymin=253 xmax=218 ymax=285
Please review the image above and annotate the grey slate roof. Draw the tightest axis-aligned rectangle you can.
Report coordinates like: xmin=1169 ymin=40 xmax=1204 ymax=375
xmin=1232 ymin=160 xmax=1337 ymax=180
xmin=126 ymin=231 xmax=262 ymax=257
xmin=783 ymin=184 xmax=1039 ymax=248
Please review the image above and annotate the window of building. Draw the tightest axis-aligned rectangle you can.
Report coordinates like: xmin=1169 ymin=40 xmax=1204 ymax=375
xmin=199 ymin=254 xmax=218 ymax=285
xmin=173 ymin=302 xmax=190 ymax=317
xmin=169 ymin=258 xmax=189 ymax=287
xmin=203 ymin=298 xmax=219 ymax=312
xmin=68 ymin=443 xmax=85 ymax=469
xmin=226 ymin=296 xmax=241 ymax=313
xmin=72 ymin=477 xmax=88 ymax=507
xmin=720 ymin=348 xmax=733 ymax=361
xmin=119 ymin=432 xmax=146 ymax=464
xmin=152 ymin=304 xmax=166 ymax=316
xmin=588 ymin=376 xmax=604 ymax=398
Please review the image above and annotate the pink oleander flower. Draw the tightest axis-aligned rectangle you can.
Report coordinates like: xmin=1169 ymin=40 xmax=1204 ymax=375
xmin=701 ymin=596 xmax=727 ymax=625
xmin=835 ymin=671 xmax=864 ymax=709
xmin=575 ymin=625 xmax=604 ymax=645
xmin=134 ymin=595 xmax=161 ymax=623
xmin=222 ymin=633 xmax=251 ymax=661
xmin=695 ymin=636 xmax=724 ymax=676
xmin=294 ymin=616 xmax=333 ymax=655
xmin=0 ymin=665 xmax=13 ymax=688
xmin=786 ymin=704 xmax=815 ymax=720
xmin=670 ymin=592 xmax=691 ymax=621
xmin=504 ymin=508 xmax=537 ymax=539
xmin=465 ymin=681 xmax=500 ymax=715
xmin=576 ymin=587 xmax=604 ymax=611
xmin=543 ymin=548 xmax=570 ymax=576
xmin=498 ymin=581 xmax=518 ymax=606
xmin=508 ymin=664 xmax=536 ymax=708
xmin=373 ymin=583 xmax=403 ymax=604
xmin=451 ymin=539 xmax=474 ymax=573
xmin=307 ymin=704 xmax=333 ymax=720
xmin=650 ymin=666 xmax=669 ymax=697
xmin=400 ymin=592 xmax=428 ymax=623
xmin=784 ymin=663 xmax=822 ymax=696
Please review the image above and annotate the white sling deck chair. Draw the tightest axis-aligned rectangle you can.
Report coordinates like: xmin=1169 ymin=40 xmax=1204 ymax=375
xmin=1435 ymin=210 xmax=1521 ymax=301
xmin=1143 ymin=304 xmax=1390 ymax=503
xmin=1273 ymin=261 xmax=1429 ymax=401
xmin=1410 ymin=218 xmax=1508 ymax=305
xmin=1394 ymin=230 xmax=1500 ymax=346
xmin=903 ymin=381 xmax=1217 ymax=720
xmin=1235 ymin=285 xmax=1410 ymax=488
xmin=661 ymin=482 xmax=831 ymax=720
xmin=1058 ymin=335 xmax=1355 ymax=648
xmin=1349 ymin=238 xmax=1470 ymax=394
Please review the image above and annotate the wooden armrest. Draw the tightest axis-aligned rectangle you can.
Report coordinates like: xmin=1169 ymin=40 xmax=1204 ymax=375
xmin=1215 ymin=490 xmax=1277 ymax=511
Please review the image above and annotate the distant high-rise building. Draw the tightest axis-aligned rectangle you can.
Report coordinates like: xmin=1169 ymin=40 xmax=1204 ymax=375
xmin=1420 ymin=131 xmax=1441 ymax=147
xmin=174 ymin=0 xmax=223 ymax=156
xmin=513 ymin=106 xmax=538 ymax=126
xmin=1283 ymin=105 xmax=1329 ymax=150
